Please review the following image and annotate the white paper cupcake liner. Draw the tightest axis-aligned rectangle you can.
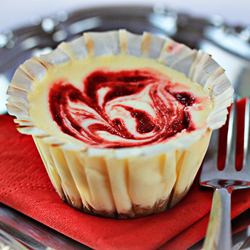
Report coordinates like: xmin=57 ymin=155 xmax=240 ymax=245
xmin=6 ymin=29 xmax=234 ymax=218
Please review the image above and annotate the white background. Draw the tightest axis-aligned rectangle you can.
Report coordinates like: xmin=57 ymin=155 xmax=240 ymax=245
xmin=0 ymin=0 xmax=250 ymax=32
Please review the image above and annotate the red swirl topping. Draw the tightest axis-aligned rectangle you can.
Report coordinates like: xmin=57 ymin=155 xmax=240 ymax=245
xmin=49 ymin=69 xmax=197 ymax=148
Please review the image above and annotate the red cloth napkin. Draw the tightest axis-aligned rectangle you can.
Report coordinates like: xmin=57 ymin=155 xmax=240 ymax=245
xmin=1 ymin=98 xmax=250 ymax=250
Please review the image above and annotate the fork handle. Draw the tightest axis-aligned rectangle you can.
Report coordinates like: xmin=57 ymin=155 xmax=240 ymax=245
xmin=202 ymin=187 xmax=232 ymax=250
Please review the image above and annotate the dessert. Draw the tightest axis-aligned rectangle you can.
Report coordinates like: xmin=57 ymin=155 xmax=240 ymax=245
xmin=6 ymin=30 xmax=234 ymax=218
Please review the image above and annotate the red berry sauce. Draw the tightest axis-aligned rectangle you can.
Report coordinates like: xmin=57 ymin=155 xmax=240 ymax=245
xmin=49 ymin=69 xmax=197 ymax=148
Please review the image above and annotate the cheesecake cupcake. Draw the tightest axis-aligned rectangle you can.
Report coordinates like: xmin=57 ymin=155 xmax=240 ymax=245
xmin=6 ymin=30 xmax=233 ymax=218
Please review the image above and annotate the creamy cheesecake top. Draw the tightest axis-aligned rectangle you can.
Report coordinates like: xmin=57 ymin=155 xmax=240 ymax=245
xmin=29 ymin=54 xmax=213 ymax=148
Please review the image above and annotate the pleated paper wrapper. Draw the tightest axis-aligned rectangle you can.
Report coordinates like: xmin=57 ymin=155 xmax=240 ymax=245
xmin=6 ymin=30 xmax=234 ymax=218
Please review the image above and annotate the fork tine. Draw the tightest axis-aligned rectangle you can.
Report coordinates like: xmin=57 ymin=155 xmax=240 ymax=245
xmin=224 ymin=98 xmax=237 ymax=171
xmin=242 ymin=98 xmax=250 ymax=173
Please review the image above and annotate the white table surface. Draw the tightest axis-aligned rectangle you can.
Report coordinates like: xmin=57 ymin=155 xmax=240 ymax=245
xmin=0 ymin=0 xmax=250 ymax=33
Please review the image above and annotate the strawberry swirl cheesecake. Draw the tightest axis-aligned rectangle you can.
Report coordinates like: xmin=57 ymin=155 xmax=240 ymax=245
xmin=7 ymin=30 xmax=234 ymax=218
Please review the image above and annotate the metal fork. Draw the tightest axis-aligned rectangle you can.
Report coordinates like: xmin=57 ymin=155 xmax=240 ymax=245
xmin=200 ymin=97 xmax=250 ymax=250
